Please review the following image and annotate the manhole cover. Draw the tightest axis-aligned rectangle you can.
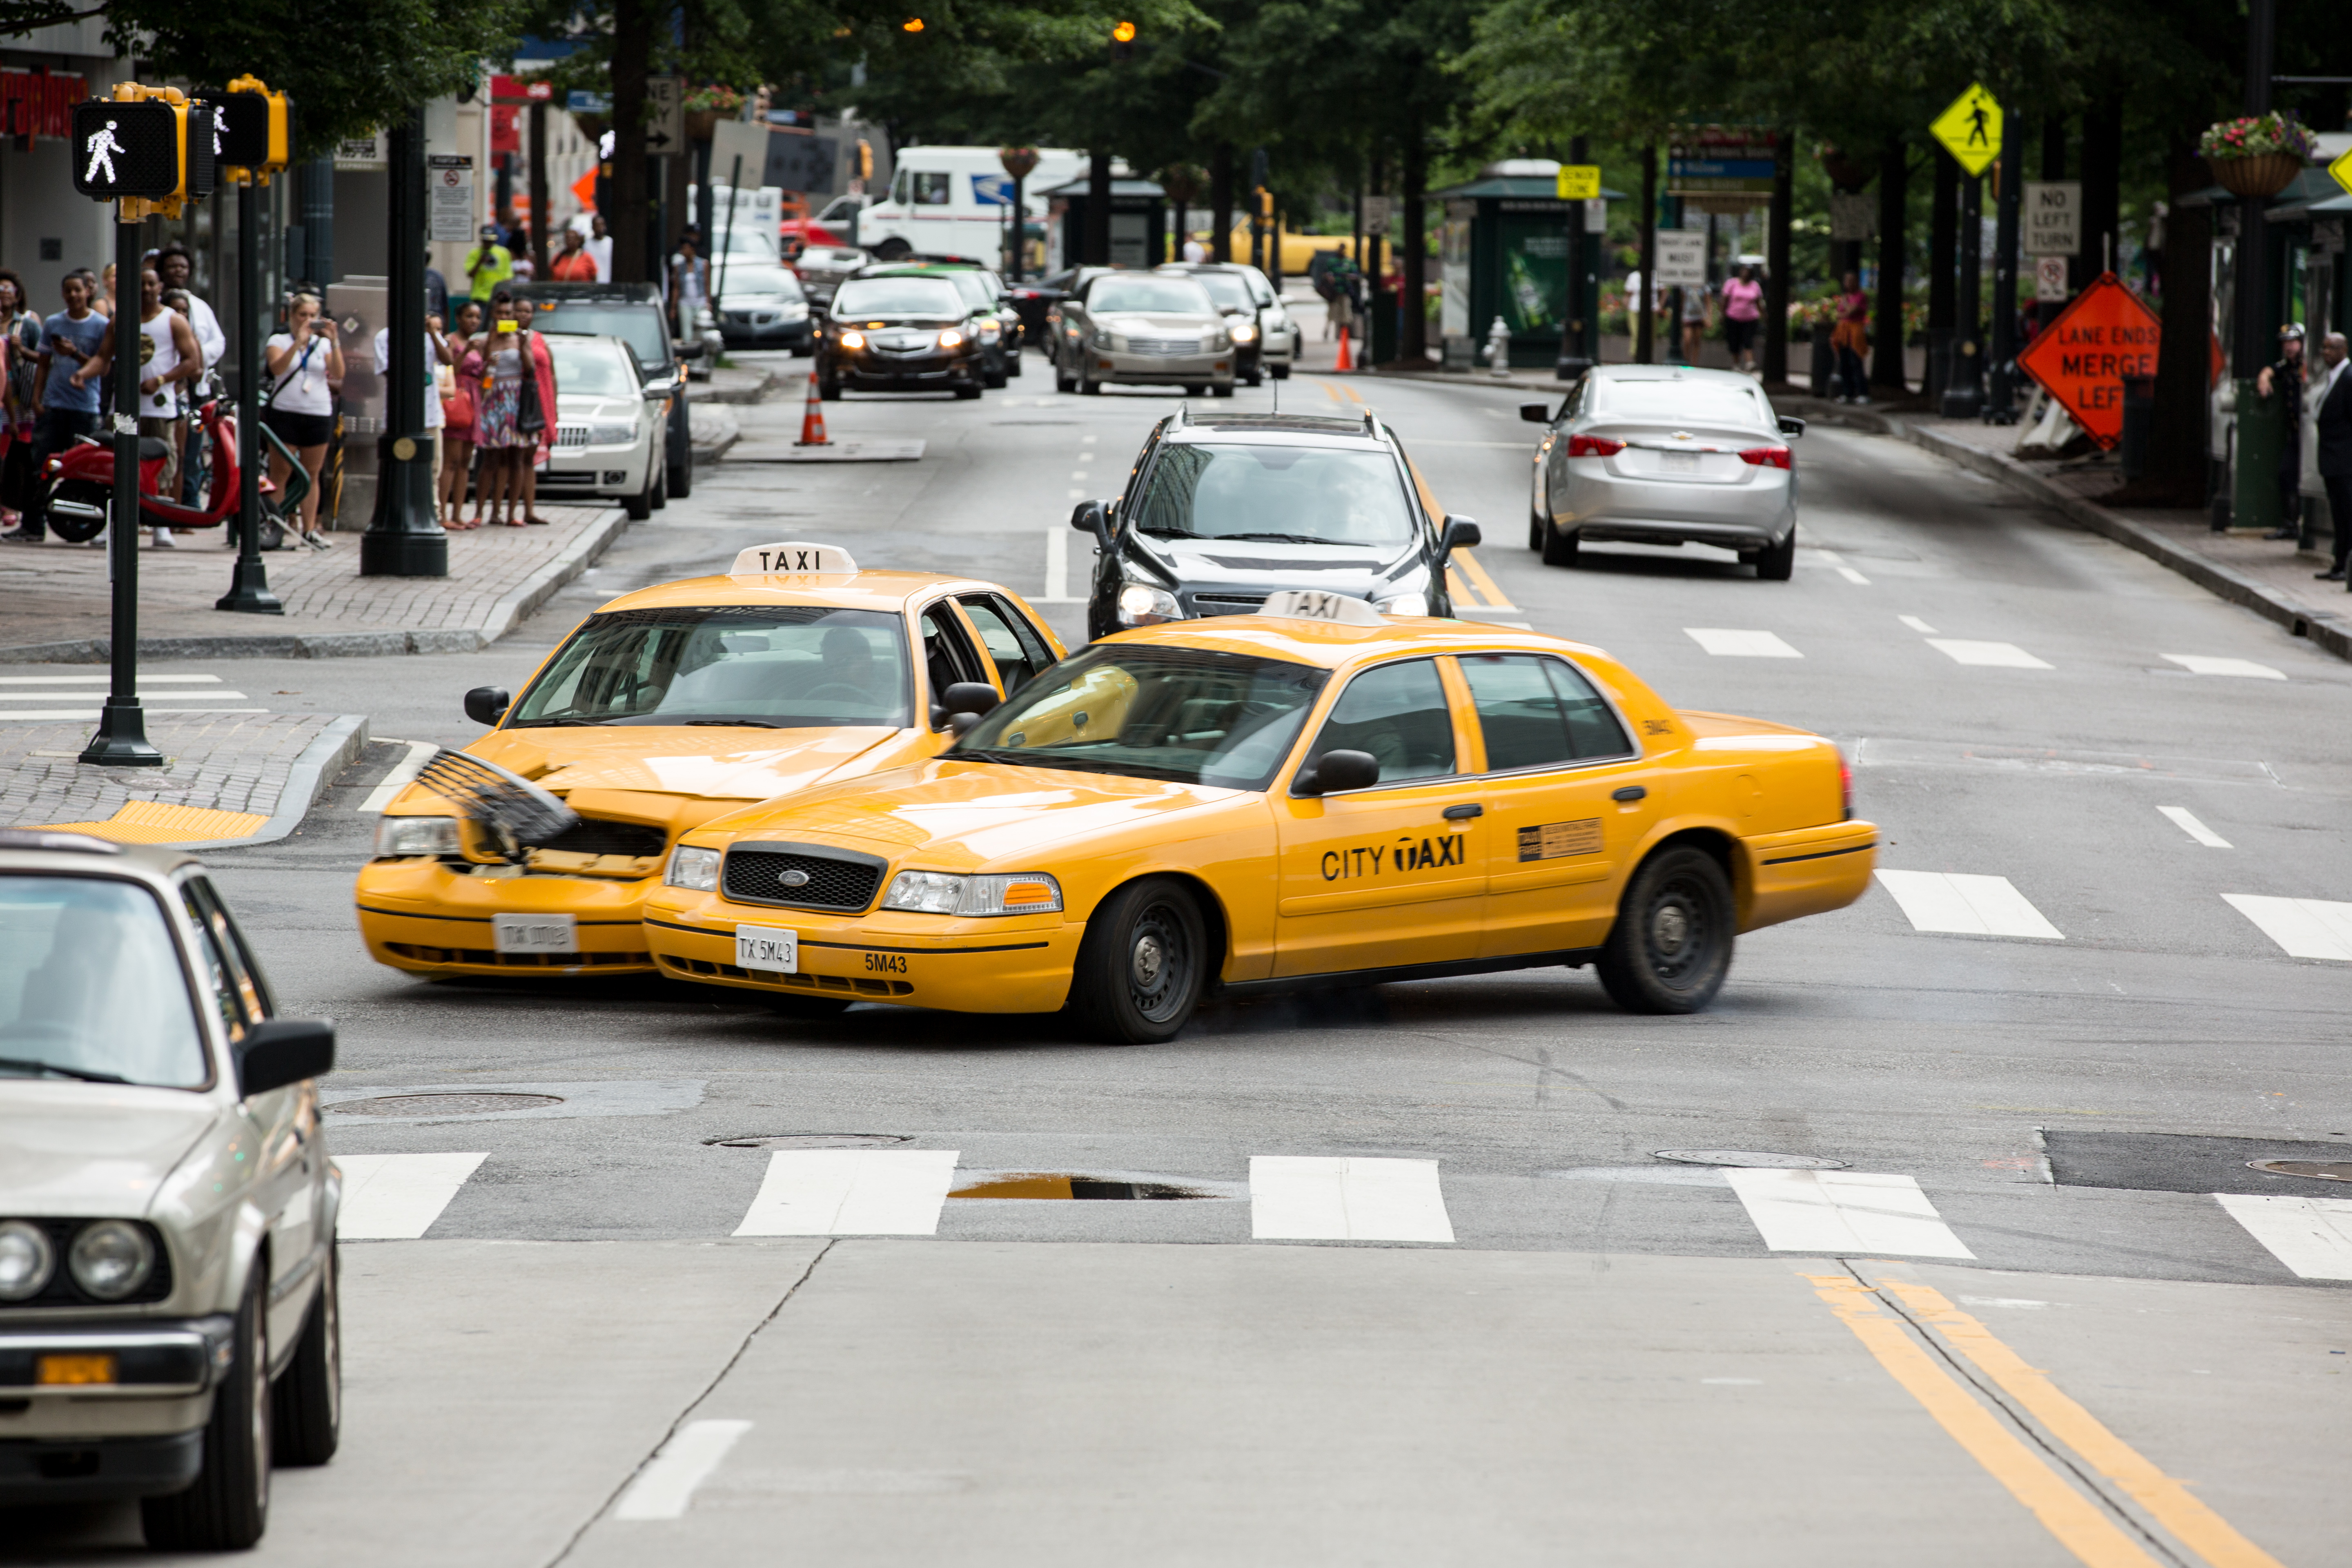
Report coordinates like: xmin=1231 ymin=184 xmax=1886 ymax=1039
xmin=1653 ymin=1149 xmax=1849 ymax=1170
xmin=329 ymin=1093 xmax=564 ymax=1116
xmin=2248 ymin=1159 xmax=2352 ymax=1183
xmin=703 ymin=1133 xmax=913 ymax=1149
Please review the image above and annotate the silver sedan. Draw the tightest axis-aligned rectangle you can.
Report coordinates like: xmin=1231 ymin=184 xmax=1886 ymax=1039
xmin=1523 ymin=365 xmax=1806 ymax=579
xmin=1055 ymin=272 xmax=1236 ymax=396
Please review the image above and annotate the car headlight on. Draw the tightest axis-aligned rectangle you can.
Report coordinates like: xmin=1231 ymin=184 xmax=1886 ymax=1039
xmin=938 ymin=328 xmax=965 ymax=349
xmin=1117 ymin=582 xmax=1183 ymax=626
xmin=882 ymin=871 xmax=1064 ymax=916
xmin=0 ymin=1220 xmax=54 ymax=1302
xmin=1374 ymin=590 xmax=1430 ymax=617
xmin=373 ymin=815 xmax=460 ymax=858
xmin=67 ymin=1220 xmax=154 ymax=1302
xmin=665 ymin=845 xmax=721 ymax=891
xmin=586 ymin=420 xmax=638 ymax=445
xmin=1229 ymin=321 xmax=1258 ymax=343
xmin=980 ymin=320 xmax=1002 ymax=341
xmin=838 ymin=329 xmax=866 ymax=350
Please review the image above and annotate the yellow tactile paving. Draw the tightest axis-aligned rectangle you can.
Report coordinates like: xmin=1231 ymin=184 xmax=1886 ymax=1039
xmin=28 ymin=798 xmax=269 ymax=844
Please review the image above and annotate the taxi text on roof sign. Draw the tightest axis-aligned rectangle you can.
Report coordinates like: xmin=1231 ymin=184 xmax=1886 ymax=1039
xmin=2013 ymin=273 xmax=2160 ymax=452
xmin=1930 ymin=84 xmax=2002 ymax=178
xmin=728 ymin=541 xmax=860 ymax=576
xmin=1257 ymin=589 xmax=1387 ymax=626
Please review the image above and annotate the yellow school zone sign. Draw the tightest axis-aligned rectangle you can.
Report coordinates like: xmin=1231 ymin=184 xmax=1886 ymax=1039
xmin=1555 ymin=164 xmax=1601 ymax=201
xmin=1931 ymin=83 xmax=2002 ymax=177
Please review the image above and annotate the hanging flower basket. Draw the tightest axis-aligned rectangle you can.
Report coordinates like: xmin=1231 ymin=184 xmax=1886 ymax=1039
xmin=2200 ymin=114 xmax=2315 ymax=199
xmin=2209 ymin=154 xmax=2303 ymax=200
xmin=685 ymin=109 xmax=721 ymax=143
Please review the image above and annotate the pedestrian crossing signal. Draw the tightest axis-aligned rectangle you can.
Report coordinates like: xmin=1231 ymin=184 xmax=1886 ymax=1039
xmin=71 ymin=84 xmax=209 ymax=215
xmin=218 ymin=76 xmax=290 ymax=176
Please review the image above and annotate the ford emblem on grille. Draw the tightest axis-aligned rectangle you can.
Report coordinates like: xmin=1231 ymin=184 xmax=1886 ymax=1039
xmin=779 ymin=869 xmax=811 ymax=888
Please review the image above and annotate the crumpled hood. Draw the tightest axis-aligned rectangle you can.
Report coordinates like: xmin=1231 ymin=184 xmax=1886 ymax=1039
xmin=0 ymin=1082 xmax=220 ymax=1218
xmin=469 ymin=726 xmax=901 ymax=802
xmin=1125 ymin=530 xmax=1423 ymax=599
xmin=714 ymin=758 xmax=1247 ymax=869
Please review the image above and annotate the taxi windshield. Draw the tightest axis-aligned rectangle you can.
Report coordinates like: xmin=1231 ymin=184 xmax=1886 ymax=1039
xmin=509 ymin=606 xmax=912 ymax=729
xmin=0 ymin=875 xmax=207 ymax=1089
xmin=1131 ymin=443 xmax=1418 ymax=548
xmin=956 ymin=645 xmax=1327 ymax=789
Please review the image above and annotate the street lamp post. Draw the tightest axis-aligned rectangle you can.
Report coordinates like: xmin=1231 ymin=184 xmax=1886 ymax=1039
xmin=1941 ymin=171 xmax=1986 ymax=418
xmin=1986 ymin=128 xmax=2023 ymax=424
xmin=1556 ymin=135 xmax=1592 ymax=383
xmin=360 ymin=108 xmax=447 ymax=578
xmin=81 ymin=204 xmax=164 ymax=766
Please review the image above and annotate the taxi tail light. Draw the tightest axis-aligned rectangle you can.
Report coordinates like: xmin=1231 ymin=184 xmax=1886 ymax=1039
xmin=1566 ymin=434 xmax=1625 ymax=458
xmin=1738 ymin=445 xmax=1793 ymax=469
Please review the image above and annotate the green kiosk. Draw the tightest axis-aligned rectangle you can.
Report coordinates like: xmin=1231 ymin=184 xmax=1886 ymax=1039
xmin=1434 ymin=159 xmax=1625 ymax=371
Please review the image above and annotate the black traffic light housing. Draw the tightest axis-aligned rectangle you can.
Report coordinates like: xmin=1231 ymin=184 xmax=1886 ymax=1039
xmin=218 ymin=76 xmax=291 ymax=178
xmin=70 ymin=85 xmax=212 ymax=216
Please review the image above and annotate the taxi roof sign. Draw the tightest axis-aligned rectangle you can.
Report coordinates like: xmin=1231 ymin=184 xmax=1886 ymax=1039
xmin=1930 ymin=83 xmax=2002 ymax=178
xmin=1257 ymin=590 xmax=1386 ymax=627
xmin=2014 ymin=272 xmax=2160 ymax=452
xmin=728 ymin=541 xmax=859 ymax=576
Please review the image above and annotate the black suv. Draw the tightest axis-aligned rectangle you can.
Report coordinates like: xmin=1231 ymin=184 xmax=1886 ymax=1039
xmin=516 ymin=281 xmax=695 ymax=500
xmin=1073 ymin=409 xmax=1481 ymax=642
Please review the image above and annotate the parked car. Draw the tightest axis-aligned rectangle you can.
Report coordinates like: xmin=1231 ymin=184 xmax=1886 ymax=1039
xmin=1075 ymin=405 xmax=1476 ymax=641
xmin=1158 ymin=262 xmax=1298 ymax=384
xmin=817 ymin=272 xmax=988 ymax=400
xmin=538 ymin=333 xmax=670 ymax=519
xmin=518 ymin=282 xmax=695 ymax=501
xmin=712 ymin=258 xmax=815 ymax=354
xmin=0 ymin=829 xmax=339 ymax=1549
xmin=1052 ymin=271 xmax=1236 ymax=397
xmin=1522 ymin=365 xmax=1806 ymax=579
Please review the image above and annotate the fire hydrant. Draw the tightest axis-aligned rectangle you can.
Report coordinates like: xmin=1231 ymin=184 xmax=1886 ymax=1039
xmin=1483 ymin=316 xmax=1512 ymax=378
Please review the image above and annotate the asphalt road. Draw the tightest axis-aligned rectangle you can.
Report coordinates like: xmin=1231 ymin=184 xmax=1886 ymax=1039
xmin=7 ymin=352 xmax=2347 ymax=1566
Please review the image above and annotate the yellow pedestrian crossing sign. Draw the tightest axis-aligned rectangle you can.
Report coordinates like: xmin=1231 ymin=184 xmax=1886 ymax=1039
xmin=2330 ymin=144 xmax=2352 ymax=197
xmin=1931 ymin=83 xmax=2002 ymax=177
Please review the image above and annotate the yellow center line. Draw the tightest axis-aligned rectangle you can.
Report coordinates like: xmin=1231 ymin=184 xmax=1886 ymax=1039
xmin=1444 ymin=566 xmax=1478 ymax=606
xmin=1317 ymin=378 xmax=1345 ymax=405
xmin=1875 ymin=1278 xmax=2287 ymax=1568
xmin=1452 ymin=547 xmax=1515 ymax=611
xmin=1802 ymin=1274 xmax=2165 ymax=1568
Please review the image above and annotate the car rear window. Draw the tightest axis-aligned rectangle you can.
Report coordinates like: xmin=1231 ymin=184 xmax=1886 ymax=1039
xmin=0 ymin=875 xmax=207 ymax=1089
xmin=510 ymin=606 xmax=913 ymax=730
xmin=1596 ymin=379 xmax=1768 ymax=426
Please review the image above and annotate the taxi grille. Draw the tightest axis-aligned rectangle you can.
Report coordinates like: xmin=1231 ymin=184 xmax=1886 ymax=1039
xmin=533 ymin=816 xmax=666 ymax=858
xmin=1129 ymin=336 xmax=1200 ymax=356
xmin=1191 ymin=592 xmax=1270 ymax=617
xmin=724 ymin=849 xmax=882 ymax=912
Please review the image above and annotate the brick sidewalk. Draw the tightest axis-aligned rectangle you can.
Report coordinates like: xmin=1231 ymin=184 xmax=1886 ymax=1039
xmin=0 ymin=502 xmax=623 ymax=662
xmin=0 ymin=710 xmax=367 ymax=847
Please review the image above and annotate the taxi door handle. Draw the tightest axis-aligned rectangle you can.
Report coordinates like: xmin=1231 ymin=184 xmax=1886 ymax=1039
xmin=1612 ymin=785 xmax=1647 ymax=802
xmin=1442 ymin=803 xmax=1483 ymax=820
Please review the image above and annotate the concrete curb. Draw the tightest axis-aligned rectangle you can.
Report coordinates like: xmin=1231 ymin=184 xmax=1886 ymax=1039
xmin=191 ymin=713 xmax=371 ymax=851
xmin=0 ymin=506 xmax=628 ymax=664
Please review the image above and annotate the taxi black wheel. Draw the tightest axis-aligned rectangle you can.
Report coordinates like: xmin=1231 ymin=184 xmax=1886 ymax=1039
xmin=1069 ymin=878 xmax=1207 ymax=1045
xmin=142 ymin=1266 xmax=269 ymax=1550
xmin=272 ymin=1244 xmax=340 ymax=1466
xmin=765 ymin=992 xmax=853 ymax=1020
xmin=1539 ymin=516 xmax=1579 ymax=567
xmin=1596 ymin=846 xmax=1733 ymax=1015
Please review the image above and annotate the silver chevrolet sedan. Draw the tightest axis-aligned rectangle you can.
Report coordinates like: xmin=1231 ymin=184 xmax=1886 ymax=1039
xmin=1523 ymin=365 xmax=1806 ymax=579
xmin=1055 ymin=271 xmax=1236 ymax=396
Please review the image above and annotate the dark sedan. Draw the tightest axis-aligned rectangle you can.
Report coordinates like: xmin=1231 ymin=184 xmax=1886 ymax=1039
xmin=816 ymin=274 xmax=986 ymax=401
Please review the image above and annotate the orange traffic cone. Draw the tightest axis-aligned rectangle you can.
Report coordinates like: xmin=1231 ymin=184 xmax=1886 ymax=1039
xmin=1334 ymin=325 xmax=1353 ymax=372
xmin=797 ymin=368 xmax=830 ymax=446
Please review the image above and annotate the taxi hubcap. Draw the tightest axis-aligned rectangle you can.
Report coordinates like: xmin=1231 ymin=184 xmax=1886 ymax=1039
xmin=1131 ymin=933 xmax=1165 ymax=991
xmin=1652 ymin=904 xmax=1689 ymax=956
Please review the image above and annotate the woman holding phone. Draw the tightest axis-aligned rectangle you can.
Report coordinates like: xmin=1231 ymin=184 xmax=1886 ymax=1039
xmin=440 ymin=301 xmax=481 ymax=528
xmin=262 ymin=292 xmax=343 ymax=549
xmin=470 ymin=290 xmax=527 ymax=527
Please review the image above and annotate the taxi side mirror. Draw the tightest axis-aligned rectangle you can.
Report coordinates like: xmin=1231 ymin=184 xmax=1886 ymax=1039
xmin=1519 ymin=402 xmax=1551 ymax=423
xmin=235 ymin=1018 xmax=335 ymax=1099
xmin=1440 ymin=517 xmax=1481 ymax=557
xmin=1070 ymin=499 xmax=1110 ymax=544
xmin=1778 ymin=415 xmax=1806 ymax=437
xmin=941 ymin=682 xmax=998 ymax=736
xmin=464 ymin=686 xmax=509 ymax=726
xmin=1296 ymin=749 xmax=1379 ymax=796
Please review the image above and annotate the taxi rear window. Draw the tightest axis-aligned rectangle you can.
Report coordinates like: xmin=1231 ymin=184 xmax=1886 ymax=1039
xmin=509 ymin=606 xmax=912 ymax=730
xmin=955 ymin=645 xmax=1326 ymax=790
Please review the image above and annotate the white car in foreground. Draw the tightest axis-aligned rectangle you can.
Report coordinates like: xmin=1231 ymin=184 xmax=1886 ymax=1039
xmin=0 ymin=829 xmax=339 ymax=1549
xmin=540 ymin=333 xmax=669 ymax=520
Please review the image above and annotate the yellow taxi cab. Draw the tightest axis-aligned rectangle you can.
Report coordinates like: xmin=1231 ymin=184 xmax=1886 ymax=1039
xmin=640 ymin=590 xmax=1877 ymax=1040
xmin=356 ymin=543 xmax=1065 ymax=978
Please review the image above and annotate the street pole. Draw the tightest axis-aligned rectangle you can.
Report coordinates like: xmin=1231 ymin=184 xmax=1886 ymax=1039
xmin=216 ymin=173 xmax=281 ymax=614
xmin=1941 ymin=171 xmax=1985 ymax=418
xmin=1762 ymin=133 xmax=1791 ymax=384
xmin=717 ymin=155 xmax=740 ymax=325
xmin=360 ymin=108 xmax=447 ymax=577
xmin=80 ymin=207 xmax=162 ymax=767
xmin=1635 ymin=144 xmax=1657 ymax=365
xmin=1986 ymin=128 xmax=2022 ymax=423
xmin=1557 ymin=134 xmax=1590 ymax=382
xmin=2228 ymin=0 xmax=2280 ymax=532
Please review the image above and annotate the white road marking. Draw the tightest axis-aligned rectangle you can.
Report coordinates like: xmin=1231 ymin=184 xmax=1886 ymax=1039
xmin=733 ymin=1149 xmax=959 ymax=1236
xmin=1067 ymin=488 xmax=1087 ymax=500
xmin=359 ymin=739 xmax=441 ymax=814
xmin=1898 ymin=615 xmax=1938 ymax=634
xmin=1810 ymin=547 xmax=1844 ymax=561
xmin=1725 ymin=1169 xmax=1975 ymax=1258
xmin=1068 ymin=470 xmax=1088 ymax=480
xmin=1927 ymin=639 xmax=2052 ymax=669
xmin=1684 ymin=628 xmax=1802 ymax=658
xmin=1835 ymin=566 xmax=1871 ymax=585
xmin=0 ymin=690 xmax=249 ymax=702
xmin=2162 ymin=654 xmax=2285 ymax=679
xmin=2156 ymin=806 xmax=2231 ymax=848
xmin=0 ymin=673 xmax=222 ymax=684
xmin=1041 ymin=524 xmax=1072 ymax=603
xmin=1874 ymin=871 xmax=2064 ymax=939
xmin=2213 ymin=1194 xmax=2352 ymax=1279
xmin=2221 ymin=894 xmax=2352 ymax=960
xmin=614 ymin=1420 xmax=755 ymax=1520
xmin=334 ymin=1152 xmax=488 ymax=1240
xmin=0 ymin=710 xmax=268 ymax=721
xmin=1250 ymin=1156 xmax=1454 ymax=1243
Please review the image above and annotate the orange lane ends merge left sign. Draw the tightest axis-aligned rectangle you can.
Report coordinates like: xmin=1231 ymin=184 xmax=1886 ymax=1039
xmin=2015 ymin=272 xmax=2160 ymax=450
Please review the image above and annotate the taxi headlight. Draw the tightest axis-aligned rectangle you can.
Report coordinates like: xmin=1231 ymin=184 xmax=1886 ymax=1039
xmin=666 ymin=845 xmax=721 ymax=891
xmin=838 ymin=329 xmax=866 ymax=350
xmin=1117 ymin=583 xmax=1183 ymax=626
xmin=1374 ymin=590 xmax=1429 ymax=617
xmin=938 ymin=328 xmax=965 ymax=349
xmin=67 ymin=1220 xmax=153 ymax=1302
xmin=0 ymin=1220 xmax=54 ymax=1302
xmin=882 ymin=871 xmax=1063 ymax=917
xmin=1229 ymin=321 xmax=1257 ymax=343
xmin=373 ymin=815 xmax=460 ymax=858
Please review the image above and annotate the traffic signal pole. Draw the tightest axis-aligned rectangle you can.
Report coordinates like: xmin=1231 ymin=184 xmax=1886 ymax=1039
xmin=80 ymin=204 xmax=162 ymax=766
xmin=216 ymin=172 xmax=281 ymax=614
xmin=361 ymin=109 xmax=448 ymax=578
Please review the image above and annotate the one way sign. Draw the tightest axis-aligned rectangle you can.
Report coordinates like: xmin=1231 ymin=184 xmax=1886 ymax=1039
xmin=646 ymin=76 xmax=684 ymax=154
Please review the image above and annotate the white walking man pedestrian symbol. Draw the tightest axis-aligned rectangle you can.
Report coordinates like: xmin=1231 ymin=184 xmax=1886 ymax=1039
xmin=84 ymin=118 xmax=124 ymax=185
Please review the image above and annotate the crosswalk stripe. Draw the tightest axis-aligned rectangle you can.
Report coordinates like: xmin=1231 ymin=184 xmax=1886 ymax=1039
xmin=1728 ymin=1169 xmax=1974 ymax=1257
xmin=733 ymin=1149 xmax=959 ymax=1236
xmin=1898 ymin=615 xmax=1938 ymax=634
xmin=2156 ymin=806 xmax=2230 ymax=848
xmin=1874 ymin=871 xmax=2065 ymax=939
xmin=1926 ymin=639 xmax=2052 ymax=669
xmin=1684 ymin=627 xmax=1801 ymax=658
xmin=334 ymin=1152 xmax=488 ymax=1240
xmin=2212 ymin=1194 xmax=2352 ymax=1280
xmin=1250 ymin=1156 xmax=1454 ymax=1243
xmin=2221 ymin=894 xmax=2352 ymax=960
xmin=613 ymin=1420 xmax=754 ymax=1520
xmin=2162 ymin=654 xmax=2284 ymax=679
